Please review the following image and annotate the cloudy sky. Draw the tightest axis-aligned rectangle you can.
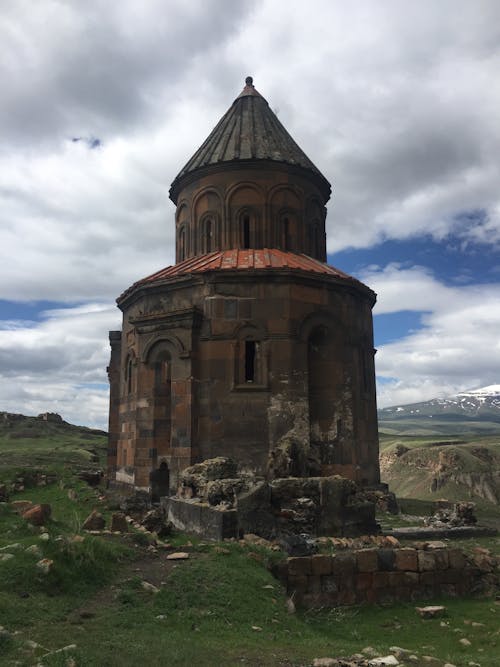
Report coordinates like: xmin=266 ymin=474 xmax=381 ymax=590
xmin=1 ymin=0 xmax=499 ymax=428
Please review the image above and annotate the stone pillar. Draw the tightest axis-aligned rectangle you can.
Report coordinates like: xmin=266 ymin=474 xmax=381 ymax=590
xmin=107 ymin=331 xmax=122 ymax=478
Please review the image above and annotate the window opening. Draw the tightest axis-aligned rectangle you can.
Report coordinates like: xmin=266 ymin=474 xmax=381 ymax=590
xmin=127 ymin=359 xmax=133 ymax=394
xmin=311 ymin=224 xmax=319 ymax=257
xmin=244 ymin=340 xmax=256 ymax=382
xmin=179 ymin=227 xmax=186 ymax=261
xmin=242 ymin=215 xmax=250 ymax=249
xmin=205 ymin=218 xmax=212 ymax=252
xmin=283 ymin=217 xmax=290 ymax=251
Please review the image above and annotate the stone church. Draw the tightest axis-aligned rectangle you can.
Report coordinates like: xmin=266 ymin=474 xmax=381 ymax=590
xmin=107 ymin=77 xmax=380 ymax=499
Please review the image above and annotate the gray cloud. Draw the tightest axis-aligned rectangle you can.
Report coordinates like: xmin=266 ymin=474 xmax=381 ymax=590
xmin=1 ymin=0 xmax=500 ymax=423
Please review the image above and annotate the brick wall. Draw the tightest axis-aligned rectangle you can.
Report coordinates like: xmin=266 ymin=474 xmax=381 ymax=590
xmin=272 ymin=545 xmax=498 ymax=608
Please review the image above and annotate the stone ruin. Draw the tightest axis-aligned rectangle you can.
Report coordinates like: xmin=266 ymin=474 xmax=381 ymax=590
xmin=162 ymin=457 xmax=378 ymax=540
xmin=424 ymin=501 xmax=477 ymax=528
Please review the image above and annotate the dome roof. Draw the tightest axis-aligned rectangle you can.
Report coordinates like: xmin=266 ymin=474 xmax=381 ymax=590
xmin=169 ymin=77 xmax=331 ymax=202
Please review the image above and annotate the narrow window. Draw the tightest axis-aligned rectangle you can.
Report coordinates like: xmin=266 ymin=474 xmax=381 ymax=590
xmin=311 ymin=224 xmax=319 ymax=257
xmin=127 ymin=359 xmax=133 ymax=394
xmin=205 ymin=218 xmax=212 ymax=252
xmin=244 ymin=340 xmax=256 ymax=382
xmin=361 ymin=349 xmax=370 ymax=392
xmin=242 ymin=215 xmax=250 ymax=249
xmin=179 ymin=227 xmax=186 ymax=261
xmin=283 ymin=217 xmax=290 ymax=250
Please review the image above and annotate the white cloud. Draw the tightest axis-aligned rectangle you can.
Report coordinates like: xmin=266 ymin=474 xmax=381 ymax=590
xmin=0 ymin=303 xmax=120 ymax=427
xmin=364 ymin=264 xmax=500 ymax=406
xmin=0 ymin=1 xmax=499 ymax=422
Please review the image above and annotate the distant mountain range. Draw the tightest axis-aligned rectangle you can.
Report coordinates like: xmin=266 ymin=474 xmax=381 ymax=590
xmin=378 ymin=385 xmax=500 ymax=436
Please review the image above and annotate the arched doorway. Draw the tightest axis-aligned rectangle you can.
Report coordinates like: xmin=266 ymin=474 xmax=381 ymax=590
xmin=150 ymin=461 xmax=170 ymax=503
xmin=150 ymin=349 xmax=172 ymax=464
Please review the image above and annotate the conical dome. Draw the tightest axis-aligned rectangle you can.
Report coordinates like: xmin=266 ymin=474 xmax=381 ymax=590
xmin=169 ymin=77 xmax=331 ymax=203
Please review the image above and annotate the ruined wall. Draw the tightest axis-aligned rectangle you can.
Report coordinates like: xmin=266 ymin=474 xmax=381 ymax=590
xmin=273 ymin=545 xmax=498 ymax=608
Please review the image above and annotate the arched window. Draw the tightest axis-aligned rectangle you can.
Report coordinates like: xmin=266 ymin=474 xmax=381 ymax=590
xmin=282 ymin=217 xmax=290 ymax=251
xmin=200 ymin=216 xmax=215 ymax=254
xmin=244 ymin=340 xmax=257 ymax=382
xmin=125 ymin=356 xmax=134 ymax=395
xmin=178 ymin=226 xmax=187 ymax=261
xmin=233 ymin=326 xmax=268 ymax=389
xmin=242 ymin=214 xmax=251 ymax=249
xmin=309 ymin=222 xmax=320 ymax=258
xmin=147 ymin=346 xmax=173 ymax=460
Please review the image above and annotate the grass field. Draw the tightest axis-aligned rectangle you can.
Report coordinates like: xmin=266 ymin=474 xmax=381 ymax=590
xmin=1 ymin=478 xmax=500 ymax=666
xmin=1 ymin=417 xmax=500 ymax=665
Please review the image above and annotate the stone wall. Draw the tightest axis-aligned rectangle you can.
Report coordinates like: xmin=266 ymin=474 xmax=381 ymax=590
xmin=272 ymin=544 xmax=498 ymax=608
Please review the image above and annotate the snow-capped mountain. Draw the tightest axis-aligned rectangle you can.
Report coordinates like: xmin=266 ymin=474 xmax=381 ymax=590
xmin=378 ymin=385 xmax=500 ymax=423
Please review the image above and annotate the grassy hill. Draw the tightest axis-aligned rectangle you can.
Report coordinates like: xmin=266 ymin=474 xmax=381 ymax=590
xmin=0 ymin=412 xmax=107 ymax=475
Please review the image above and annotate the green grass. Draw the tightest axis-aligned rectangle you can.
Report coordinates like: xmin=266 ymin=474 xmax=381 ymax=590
xmin=0 ymin=413 xmax=107 ymax=474
xmin=0 ymin=476 xmax=499 ymax=666
xmin=1 ymin=420 xmax=500 ymax=665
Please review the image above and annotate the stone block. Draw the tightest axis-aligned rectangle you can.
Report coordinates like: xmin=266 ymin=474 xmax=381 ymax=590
xmin=356 ymin=548 xmax=378 ymax=572
xmin=321 ymin=575 xmax=338 ymax=594
xmin=448 ymin=548 xmax=466 ymax=570
xmin=418 ymin=550 xmax=436 ymax=571
xmin=394 ymin=548 xmax=418 ymax=571
xmin=437 ymin=568 xmax=461 ymax=585
xmin=287 ymin=575 xmax=308 ymax=594
xmin=311 ymin=554 xmax=332 ymax=576
xmin=308 ymin=575 xmax=322 ymax=594
xmin=388 ymin=571 xmax=406 ymax=588
xmin=287 ymin=557 xmax=311 ymax=576
xmin=377 ymin=548 xmax=396 ymax=571
xmin=331 ymin=553 xmax=355 ymax=577
xmin=356 ymin=573 xmax=373 ymax=590
xmin=433 ymin=549 xmax=449 ymax=570
xmin=420 ymin=571 xmax=436 ymax=586
xmin=373 ymin=572 xmax=389 ymax=588
xmin=402 ymin=571 xmax=419 ymax=587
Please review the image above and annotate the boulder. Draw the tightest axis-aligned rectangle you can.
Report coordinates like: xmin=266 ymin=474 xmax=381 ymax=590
xmin=82 ymin=510 xmax=105 ymax=531
xmin=110 ymin=512 xmax=128 ymax=532
xmin=22 ymin=504 xmax=51 ymax=526
xmin=11 ymin=500 xmax=33 ymax=514
xmin=120 ymin=490 xmax=151 ymax=516
xmin=36 ymin=558 xmax=53 ymax=575
xmin=141 ymin=508 xmax=172 ymax=538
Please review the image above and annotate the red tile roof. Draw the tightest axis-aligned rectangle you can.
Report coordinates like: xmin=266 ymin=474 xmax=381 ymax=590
xmin=125 ymin=249 xmax=362 ymax=289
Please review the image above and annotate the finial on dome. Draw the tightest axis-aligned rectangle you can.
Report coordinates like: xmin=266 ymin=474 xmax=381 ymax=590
xmin=245 ymin=76 xmax=253 ymax=86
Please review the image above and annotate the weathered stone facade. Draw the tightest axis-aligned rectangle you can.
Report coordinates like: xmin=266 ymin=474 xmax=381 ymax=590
xmin=107 ymin=77 xmax=380 ymax=496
